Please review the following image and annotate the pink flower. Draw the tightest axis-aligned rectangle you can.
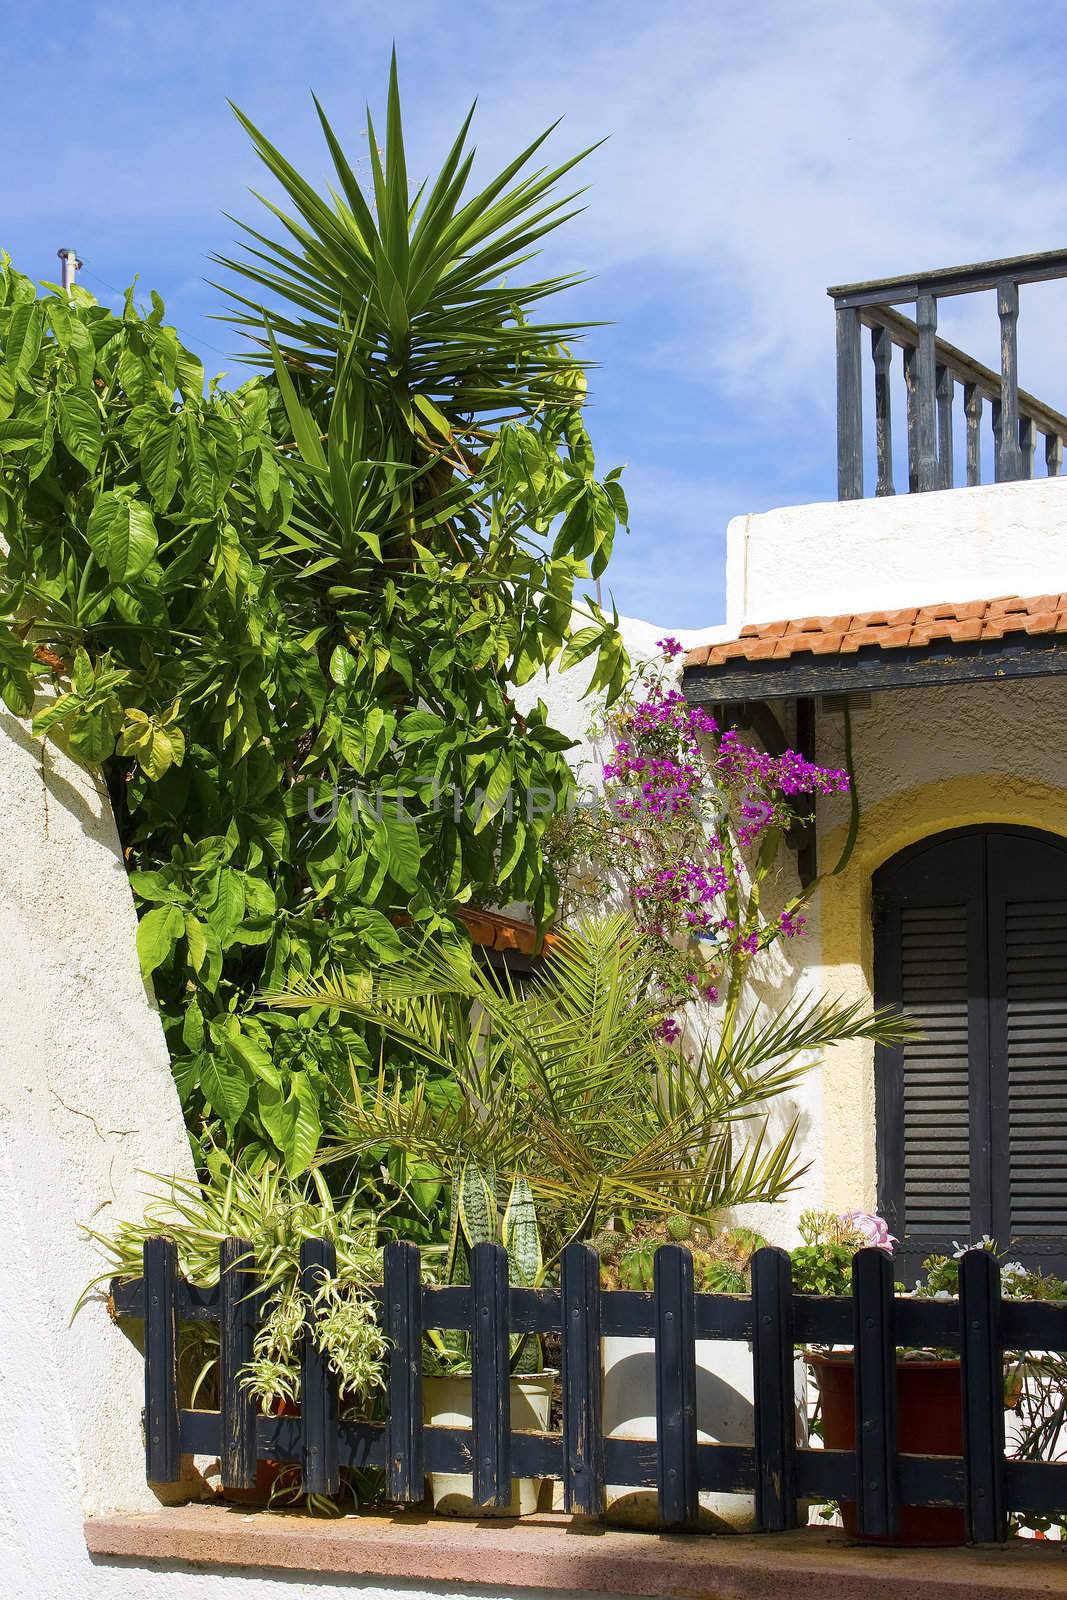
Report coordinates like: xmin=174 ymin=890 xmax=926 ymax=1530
xmin=841 ymin=1211 xmax=896 ymax=1253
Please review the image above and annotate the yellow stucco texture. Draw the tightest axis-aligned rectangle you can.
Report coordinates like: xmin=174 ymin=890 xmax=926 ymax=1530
xmin=815 ymin=772 xmax=1067 ymax=1215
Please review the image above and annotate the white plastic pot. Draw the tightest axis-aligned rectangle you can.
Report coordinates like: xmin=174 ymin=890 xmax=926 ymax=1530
xmin=601 ymin=1335 xmax=808 ymax=1530
xmin=422 ymin=1372 xmax=555 ymax=1517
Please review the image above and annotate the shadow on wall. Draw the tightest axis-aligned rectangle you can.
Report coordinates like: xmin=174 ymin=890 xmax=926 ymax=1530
xmin=1 ymin=708 xmax=111 ymax=843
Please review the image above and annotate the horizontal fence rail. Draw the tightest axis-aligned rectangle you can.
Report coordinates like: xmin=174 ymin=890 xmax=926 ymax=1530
xmin=829 ymin=249 xmax=1067 ymax=500
xmin=112 ymin=1240 xmax=1067 ymax=1540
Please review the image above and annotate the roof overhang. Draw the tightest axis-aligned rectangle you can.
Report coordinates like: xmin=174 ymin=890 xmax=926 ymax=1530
xmin=683 ymin=630 xmax=1067 ymax=707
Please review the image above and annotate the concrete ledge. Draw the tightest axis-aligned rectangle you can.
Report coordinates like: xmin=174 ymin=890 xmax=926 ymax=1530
xmin=85 ymin=1507 xmax=1067 ymax=1598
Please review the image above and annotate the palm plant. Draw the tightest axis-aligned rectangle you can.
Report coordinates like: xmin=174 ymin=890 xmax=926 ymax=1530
xmin=265 ymin=914 xmax=916 ymax=1249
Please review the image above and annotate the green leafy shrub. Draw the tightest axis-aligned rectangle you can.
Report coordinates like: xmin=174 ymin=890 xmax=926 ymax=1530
xmin=0 ymin=58 xmax=630 ymax=1176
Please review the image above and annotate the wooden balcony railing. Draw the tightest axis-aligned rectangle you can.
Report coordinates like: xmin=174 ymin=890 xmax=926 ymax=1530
xmin=829 ymin=249 xmax=1067 ymax=499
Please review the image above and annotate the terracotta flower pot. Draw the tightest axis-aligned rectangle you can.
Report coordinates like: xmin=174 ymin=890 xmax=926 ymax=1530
xmin=222 ymin=1395 xmax=300 ymax=1507
xmin=810 ymin=1352 xmax=965 ymax=1546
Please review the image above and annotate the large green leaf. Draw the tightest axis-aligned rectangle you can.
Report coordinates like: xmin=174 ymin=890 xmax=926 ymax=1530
xmin=4 ymin=301 xmax=42 ymax=379
xmin=258 ymin=1072 xmax=322 ymax=1174
xmin=373 ymin=808 xmax=422 ymax=890
xmin=136 ymin=903 xmax=185 ymax=976
xmin=85 ymin=492 xmax=158 ymax=581
xmin=200 ymin=1051 xmax=250 ymax=1133
xmin=56 ymin=389 xmax=102 ymax=470
xmin=140 ymin=418 xmax=181 ymax=509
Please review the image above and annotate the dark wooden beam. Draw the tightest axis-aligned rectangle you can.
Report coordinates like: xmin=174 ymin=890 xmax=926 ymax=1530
xmin=684 ymin=632 xmax=1067 ymax=706
xmin=791 ymin=697 xmax=817 ymax=887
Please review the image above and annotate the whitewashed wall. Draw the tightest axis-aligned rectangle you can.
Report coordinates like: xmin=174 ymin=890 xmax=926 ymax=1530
xmin=0 ymin=707 xmax=196 ymax=1588
xmin=725 ymin=474 xmax=1067 ymax=631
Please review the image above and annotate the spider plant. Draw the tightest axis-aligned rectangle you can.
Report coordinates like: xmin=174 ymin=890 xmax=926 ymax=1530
xmin=78 ymin=1155 xmax=387 ymax=1413
xmin=265 ymin=913 xmax=917 ymax=1249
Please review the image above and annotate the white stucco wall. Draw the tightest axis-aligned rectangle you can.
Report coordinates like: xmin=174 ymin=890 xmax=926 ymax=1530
xmin=726 ymin=474 xmax=1067 ymax=631
xmin=0 ymin=709 xmax=201 ymax=1590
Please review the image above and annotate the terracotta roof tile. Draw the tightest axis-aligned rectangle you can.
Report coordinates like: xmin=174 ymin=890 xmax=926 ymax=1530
xmin=683 ymin=592 xmax=1067 ymax=671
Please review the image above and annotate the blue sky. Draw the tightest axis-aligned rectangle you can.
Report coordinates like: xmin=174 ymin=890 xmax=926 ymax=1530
xmin=4 ymin=1 xmax=1067 ymax=627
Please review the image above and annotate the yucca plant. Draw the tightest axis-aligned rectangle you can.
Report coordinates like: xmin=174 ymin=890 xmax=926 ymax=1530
xmin=265 ymin=914 xmax=918 ymax=1249
xmin=215 ymin=50 xmax=628 ymax=621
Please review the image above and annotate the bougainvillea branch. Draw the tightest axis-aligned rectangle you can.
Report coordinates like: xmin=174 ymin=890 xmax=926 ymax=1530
xmin=549 ymin=640 xmax=849 ymax=1043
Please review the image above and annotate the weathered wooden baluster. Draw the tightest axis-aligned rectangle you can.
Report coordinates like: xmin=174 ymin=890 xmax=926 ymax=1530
xmin=1046 ymin=431 xmax=1063 ymax=478
xmin=991 ymin=397 xmax=1003 ymax=481
xmin=936 ymin=364 xmax=954 ymax=489
xmin=915 ymin=294 xmax=938 ymax=491
xmin=300 ymin=1237 xmax=339 ymax=1497
xmin=1019 ymin=415 xmax=1035 ymax=480
xmin=964 ymin=383 xmax=983 ymax=486
xmin=654 ymin=1244 xmax=698 ymax=1531
xmin=751 ymin=1247 xmax=798 ymax=1532
xmin=836 ymin=306 xmax=864 ymax=500
xmin=144 ymin=1236 xmax=181 ymax=1483
xmin=471 ymin=1241 xmax=511 ymax=1508
xmin=852 ymin=1247 xmax=898 ymax=1538
xmin=997 ymin=279 xmax=1021 ymax=481
xmin=903 ymin=345 xmax=919 ymax=493
xmin=561 ymin=1242 xmax=605 ymax=1516
xmin=871 ymin=324 xmax=894 ymax=495
xmin=384 ymin=1241 xmax=424 ymax=1504
xmin=219 ymin=1235 xmax=258 ymax=1490
xmin=959 ymin=1249 xmax=1006 ymax=1543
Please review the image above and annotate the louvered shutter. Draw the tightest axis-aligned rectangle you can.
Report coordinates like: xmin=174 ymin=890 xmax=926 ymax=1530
xmin=898 ymin=905 xmax=972 ymax=1240
xmin=1004 ymin=899 xmax=1067 ymax=1243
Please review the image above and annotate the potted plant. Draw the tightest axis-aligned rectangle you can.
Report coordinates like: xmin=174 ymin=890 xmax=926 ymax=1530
xmin=796 ymin=1214 xmax=1067 ymax=1546
xmin=793 ymin=1209 xmax=959 ymax=1546
xmin=79 ymin=1156 xmax=388 ymax=1511
xmin=595 ymin=1220 xmax=809 ymax=1530
xmin=421 ymin=1158 xmax=554 ymax=1518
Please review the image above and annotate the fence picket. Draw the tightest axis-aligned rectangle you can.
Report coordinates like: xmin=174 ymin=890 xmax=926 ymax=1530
xmin=384 ymin=1240 xmax=424 ymax=1503
xmin=143 ymin=1236 xmax=181 ymax=1483
xmin=852 ymin=1246 xmax=898 ymax=1537
xmin=751 ymin=1247 xmax=798 ymax=1531
xmin=300 ymin=1238 xmax=339 ymax=1496
xmin=561 ymin=1242 xmax=605 ymax=1515
xmin=472 ymin=1241 xmax=511 ymax=1507
xmin=654 ymin=1243 xmax=698 ymax=1531
xmin=960 ymin=1250 xmax=1007 ymax=1543
xmin=219 ymin=1235 xmax=258 ymax=1489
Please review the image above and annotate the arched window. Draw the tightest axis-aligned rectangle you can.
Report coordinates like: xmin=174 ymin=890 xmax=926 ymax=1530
xmin=874 ymin=826 xmax=1067 ymax=1276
